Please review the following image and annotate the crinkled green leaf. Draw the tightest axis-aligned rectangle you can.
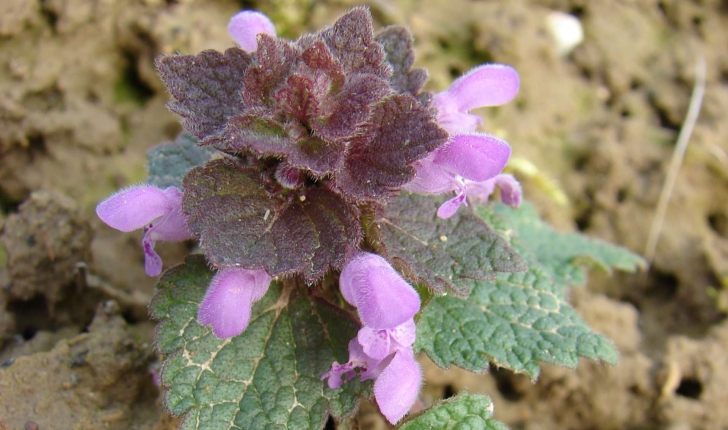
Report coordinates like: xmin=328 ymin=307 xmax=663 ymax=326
xmin=487 ymin=202 xmax=646 ymax=290
xmin=147 ymin=133 xmax=215 ymax=189
xmin=416 ymin=200 xmax=643 ymax=378
xmin=397 ymin=393 xmax=507 ymax=430
xmin=416 ymin=267 xmax=619 ymax=378
xmin=150 ymin=256 xmax=369 ymax=430
xmin=373 ymin=193 xmax=526 ymax=295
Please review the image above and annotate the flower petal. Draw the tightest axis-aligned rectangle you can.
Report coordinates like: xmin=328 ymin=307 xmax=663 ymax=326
xmin=494 ymin=174 xmax=522 ymax=207
xmin=340 ymin=252 xmax=421 ymax=329
xmin=96 ymin=185 xmax=173 ymax=232
xmin=357 ymin=326 xmax=391 ymax=360
xmin=197 ymin=268 xmax=272 ymax=338
xmin=389 ymin=319 xmax=416 ymax=348
xmin=374 ymin=349 xmax=422 ymax=424
xmin=433 ymin=133 xmax=511 ymax=182
xmin=146 ymin=188 xmax=193 ymax=242
xmin=435 ymin=64 xmax=520 ymax=112
xmin=228 ymin=11 xmax=276 ymax=52
xmin=142 ymin=231 xmax=163 ymax=277
xmin=463 ymin=178 xmax=497 ymax=205
xmin=436 ymin=191 xmax=466 ymax=219
xmin=402 ymin=155 xmax=459 ymax=195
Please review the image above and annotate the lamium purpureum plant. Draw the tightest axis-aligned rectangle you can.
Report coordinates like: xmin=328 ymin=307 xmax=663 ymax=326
xmin=96 ymin=7 xmax=645 ymax=429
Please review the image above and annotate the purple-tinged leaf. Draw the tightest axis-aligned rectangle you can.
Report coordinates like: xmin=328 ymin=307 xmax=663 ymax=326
xmin=208 ymin=113 xmax=343 ymax=175
xmin=274 ymin=74 xmax=319 ymax=122
xmin=242 ymin=34 xmax=299 ymax=107
xmin=335 ymin=94 xmax=448 ymax=201
xmin=183 ymin=159 xmax=361 ymax=281
xmin=320 ymin=6 xmax=391 ymax=78
xmin=372 ymin=192 xmax=526 ymax=294
xmin=301 ymin=39 xmax=345 ymax=93
xmin=156 ymin=48 xmax=251 ymax=139
xmin=375 ymin=25 xmax=431 ymax=104
xmin=228 ymin=10 xmax=276 ymax=52
xmin=313 ymin=73 xmax=391 ymax=142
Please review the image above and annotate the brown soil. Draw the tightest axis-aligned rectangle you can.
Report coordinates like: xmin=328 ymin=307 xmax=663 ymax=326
xmin=1 ymin=0 xmax=727 ymax=429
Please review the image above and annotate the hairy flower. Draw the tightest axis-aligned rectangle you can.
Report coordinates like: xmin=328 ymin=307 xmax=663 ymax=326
xmin=198 ymin=267 xmax=272 ymax=338
xmin=96 ymin=185 xmax=192 ymax=276
xmin=322 ymin=319 xmax=422 ymax=424
xmin=433 ymin=64 xmax=520 ymax=133
xmin=404 ymin=64 xmax=520 ymax=218
xmin=339 ymin=251 xmax=420 ymax=329
xmin=465 ymin=173 xmax=523 ymax=207
xmin=227 ymin=10 xmax=276 ymax=52
xmin=325 ymin=251 xmax=423 ymax=423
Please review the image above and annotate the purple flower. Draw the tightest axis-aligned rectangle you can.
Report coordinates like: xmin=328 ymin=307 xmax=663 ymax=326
xmin=228 ymin=10 xmax=276 ymax=52
xmin=96 ymin=185 xmax=193 ymax=276
xmin=433 ymin=64 xmax=520 ymax=133
xmin=339 ymin=251 xmax=420 ymax=329
xmin=404 ymin=64 xmax=520 ymax=218
xmin=197 ymin=267 xmax=272 ymax=338
xmin=322 ymin=319 xmax=422 ymax=424
xmin=465 ymin=173 xmax=523 ymax=207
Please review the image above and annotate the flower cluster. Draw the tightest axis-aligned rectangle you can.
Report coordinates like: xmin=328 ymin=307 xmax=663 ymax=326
xmin=95 ymin=7 xmax=521 ymax=424
xmin=322 ymin=252 xmax=422 ymax=423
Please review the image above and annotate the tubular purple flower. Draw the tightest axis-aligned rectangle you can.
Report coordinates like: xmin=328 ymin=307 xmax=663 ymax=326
xmin=404 ymin=133 xmax=511 ymax=219
xmin=465 ymin=173 xmax=523 ymax=207
xmin=404 ymin=64 xmax=519 ymax=219
xmin=374 ymin=348 xmax=422 ymax=424
xmin=96 ymin=185 xmax=193 ymax=276
xmin=228 ymin=10 xmax=276 ymax=52
xmin=198 ymin=267 xmax=272 ymax=338
xmin=433 ymin=133 xmax=511 ymax=182
xmin=339 ymin=251 xmax=421 ymax=329
xmin=322 ymin=318 xmax=421 ymax=424
xmin=433 ymin=64 xmax=520 ymax=133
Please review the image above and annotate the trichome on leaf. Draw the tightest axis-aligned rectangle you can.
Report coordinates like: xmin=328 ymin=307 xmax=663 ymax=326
xmin=95 ymin=5 xmax=643 ymax=429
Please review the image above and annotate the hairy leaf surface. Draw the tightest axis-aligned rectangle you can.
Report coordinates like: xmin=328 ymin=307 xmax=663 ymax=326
xmin=183 ymin=158 xmax=361 ymax=281
xmin=416 ymin=201 xmax=643 ymax=377
xmin=147 ymin=133 xmax=215 ymax=189
xmin=151 ymin=256 xmax=369 ymax=430
xmin=156 ymin=49 xmax=251 ymax=139
xmin=373 ymin=193 xmax=526 ymax=294
xmin=319 ymin=6 xmax=390 ymax=78
xmin=397 ymin=393 xmax=507 ymax=430
xmin=375 ymin=26 xmax=430 ymax=104
xmin=335 ymin=96 xmax=448 ymax=201
xmin=487 ymin=202 xmax=646 ymax=293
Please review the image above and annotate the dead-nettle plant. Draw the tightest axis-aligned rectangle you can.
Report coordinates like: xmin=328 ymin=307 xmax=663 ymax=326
xmin=97 ymin=7 xmax=644 ymax=429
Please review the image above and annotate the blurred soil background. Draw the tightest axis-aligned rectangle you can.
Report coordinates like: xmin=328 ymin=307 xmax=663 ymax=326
xmin=1 ymin=0 xmax=728 ymax=429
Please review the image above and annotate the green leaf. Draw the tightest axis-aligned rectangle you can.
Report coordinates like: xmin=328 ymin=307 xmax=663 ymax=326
xmin=416 ymin=200 xmax=643 ymax=378
xmin=150 ymin=256 xmax=369 ymax=430
xmin=488 ymin=202 xmax=646 ymax=290
xmin=147 ymin=133 xmax=215 ymax=189
xmin=373 ymin=193 xmax=526 ymax=295
xmin=397 ymin=393 xmax=507 ymax=430
xmin=416 ymin=268 xmax=619 ymax=377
